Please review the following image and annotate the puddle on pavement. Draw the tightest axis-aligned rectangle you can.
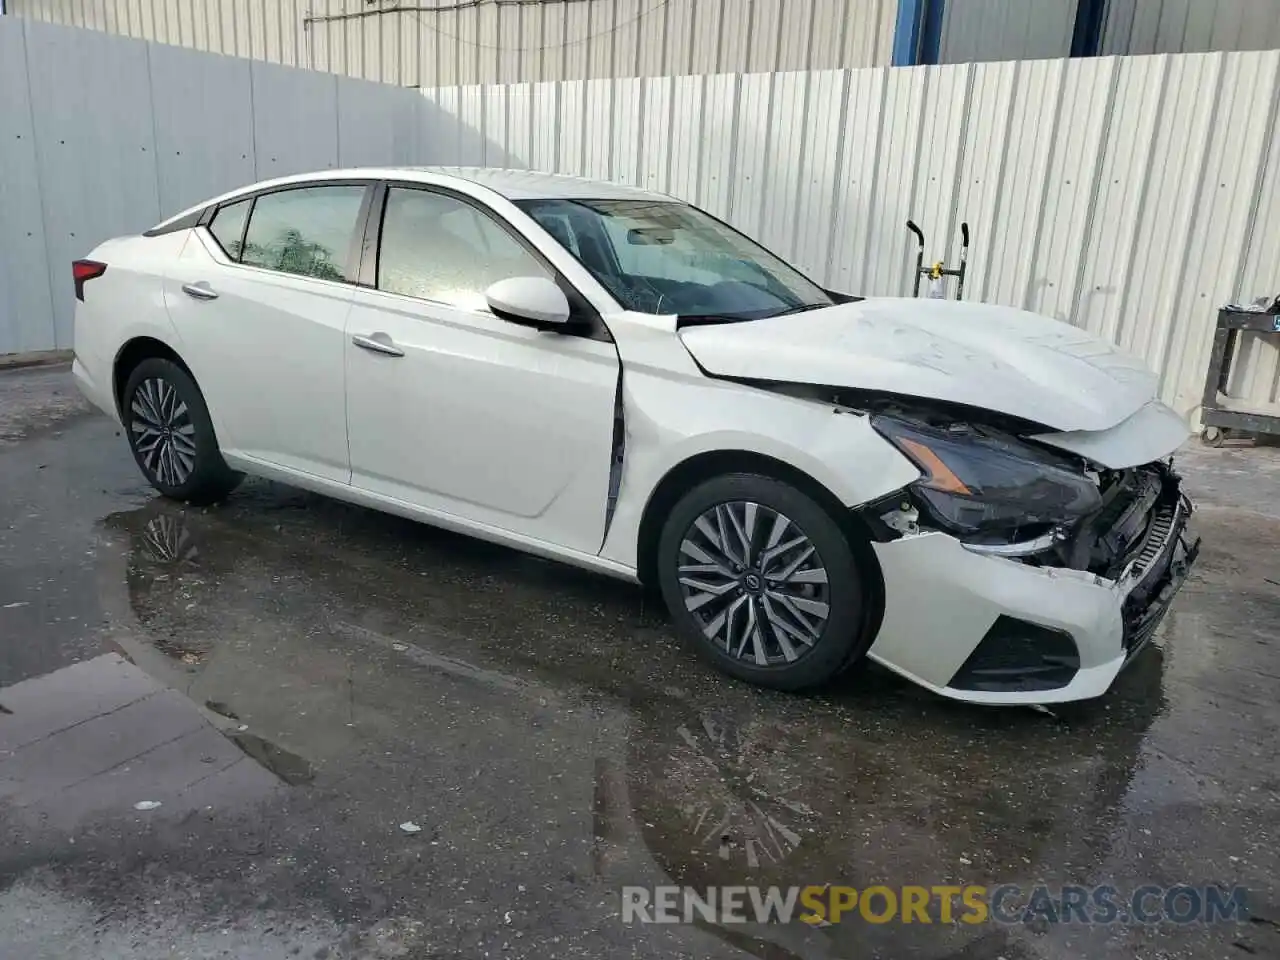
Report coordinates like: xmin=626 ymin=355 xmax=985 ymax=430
xmin=226 ymin=731 xmax=314 ymax=786
xmin=69 ymin=493 xmax=1202 ymax=958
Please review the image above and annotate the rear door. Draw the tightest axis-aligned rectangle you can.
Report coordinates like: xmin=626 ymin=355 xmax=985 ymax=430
xmin=166 ymin=182 xmax=372 ymax=483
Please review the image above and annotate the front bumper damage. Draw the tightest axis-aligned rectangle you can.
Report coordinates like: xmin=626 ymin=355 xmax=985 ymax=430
xmin=862 ymin=465 xmax=1200 ymax=705
xmin=1118 ymin=488 xmax=1199 ymax=660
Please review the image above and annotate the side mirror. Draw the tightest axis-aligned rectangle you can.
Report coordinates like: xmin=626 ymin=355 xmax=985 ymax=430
xmin=485 ymin=276 xmax=571 ymax=331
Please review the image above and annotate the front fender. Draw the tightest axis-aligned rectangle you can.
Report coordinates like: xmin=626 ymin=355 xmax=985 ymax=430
xmin=600 ymin=368 xmax=919 ymax=570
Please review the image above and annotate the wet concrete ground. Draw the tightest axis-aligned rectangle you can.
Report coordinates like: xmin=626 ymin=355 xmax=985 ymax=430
xmin=1 ymin=364 xmax=1278 ymax=959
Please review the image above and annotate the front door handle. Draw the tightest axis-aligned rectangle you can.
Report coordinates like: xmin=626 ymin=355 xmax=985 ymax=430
xmin=352 ymin=332 xmax=405 ymax=358
xmin=181 ymin=281 xmax=219 ymax=301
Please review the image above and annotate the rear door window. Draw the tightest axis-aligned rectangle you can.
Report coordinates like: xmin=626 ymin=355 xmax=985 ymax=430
xmin=207 ymin=198 xmax=251 ymax=260
xmin=240 ymin=185 xmax=367 ymax=282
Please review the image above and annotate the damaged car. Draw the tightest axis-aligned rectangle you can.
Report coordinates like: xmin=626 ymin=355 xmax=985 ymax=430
xmin=71 ymin=167 xmax=1199 ymax=704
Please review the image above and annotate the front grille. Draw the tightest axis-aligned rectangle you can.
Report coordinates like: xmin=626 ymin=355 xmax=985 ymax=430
xmin=1126 ymin=501 xmax=1177 ymax=580
xmin=1068 ymin=461 xmax=1199 ymax=660
xmin=1121 ymin=491 xmax=1198 ymax=657
xmin=1131 ymin=496 xmax=1177 ymax=586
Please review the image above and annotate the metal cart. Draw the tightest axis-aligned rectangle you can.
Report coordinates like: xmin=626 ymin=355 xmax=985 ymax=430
xmin=1199 ymin=302 xmax=1280 ymax=447
xmin=906 ymin=220 xmax=970 ymax=300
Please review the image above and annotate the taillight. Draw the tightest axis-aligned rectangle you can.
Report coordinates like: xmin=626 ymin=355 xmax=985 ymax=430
xmin=73 ymin=260 xmax=107 ymax=301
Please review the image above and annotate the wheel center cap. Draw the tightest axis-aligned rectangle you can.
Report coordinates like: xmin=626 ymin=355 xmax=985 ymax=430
xmin=743 ymin=572 xmax=762 ymax=593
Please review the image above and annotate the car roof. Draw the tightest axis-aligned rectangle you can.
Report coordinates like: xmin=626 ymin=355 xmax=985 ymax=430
xmin=402 ymin=167 xmax=672 ymax=201
xmin=149 ymin=166 xmax=676 ymax=233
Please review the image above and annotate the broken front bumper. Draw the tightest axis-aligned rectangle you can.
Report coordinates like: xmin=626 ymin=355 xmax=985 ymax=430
xmin=1120 ymin=491 xmax=1199 ymax=662
xmin=864 ymin=479 xmax=1200 ymax=705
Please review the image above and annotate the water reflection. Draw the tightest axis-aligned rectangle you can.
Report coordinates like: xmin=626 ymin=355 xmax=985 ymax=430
xmin=618 ymin=651 xmax=1165 ymax=958
xmin=96 ymin=494 xmax=1169 ymax=959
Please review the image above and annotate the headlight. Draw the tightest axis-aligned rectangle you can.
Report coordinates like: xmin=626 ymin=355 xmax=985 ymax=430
xmin=871 ymin=415 xmax=1102 ymax=542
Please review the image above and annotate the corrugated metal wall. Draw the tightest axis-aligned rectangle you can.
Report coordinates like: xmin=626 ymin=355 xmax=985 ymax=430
xmin=0 ymin=18 xmax=432 ymax=353
xmin=13 ymin=0 xmax=1280 ymax=78
xmin=415 ymin=51 xmax=1280 ymax=420
xmin=938 ymin=0 xmax=1078 ymax=64
xmin=1102 ymin=0 xmax=1280 ymax=56
xmin=936 ymin=0 xmax=1280 ymax=64
xmin=5 ymin=0 xmax=898 ymax=86
xmin=2 ymin=16 xmax=1277 ymax=420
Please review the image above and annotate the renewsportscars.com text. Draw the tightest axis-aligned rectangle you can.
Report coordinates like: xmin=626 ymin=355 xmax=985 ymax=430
xmin=621 ymin=884 xmax=1249 ymax=926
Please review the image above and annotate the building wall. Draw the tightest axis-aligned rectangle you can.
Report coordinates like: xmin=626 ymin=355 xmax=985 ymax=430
xmin=9 ymin=0 xmax=1280 ymax=78
xmin=938 ymin=0 xmax=1079 ymax=63
xmin=415 ymin=50 xmax=1280 ymax=422
xmin=2 ymin=16 xmax=1278 ymax=419
xmin=4 ymin=0 xmax=899 ymax=86
xmin=1102 ymin=0 xmax=1280 ymax=56
xmin=0 ymin=18 xmax=436 ymax=353
xmin=935 ymin=0 xmax=1280 ymax=64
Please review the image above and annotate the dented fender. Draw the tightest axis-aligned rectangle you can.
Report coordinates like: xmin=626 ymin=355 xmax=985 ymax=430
xmin=597 ymin=317 xmax=920 ymax=570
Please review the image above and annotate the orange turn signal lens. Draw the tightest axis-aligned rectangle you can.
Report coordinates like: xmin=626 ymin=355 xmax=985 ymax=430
xmin=899 ymin=438 xmax=973 ymax=496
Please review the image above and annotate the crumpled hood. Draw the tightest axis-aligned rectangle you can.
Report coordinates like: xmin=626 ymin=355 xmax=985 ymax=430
xmin=679 ymin=298 xmax=1160 ymax=433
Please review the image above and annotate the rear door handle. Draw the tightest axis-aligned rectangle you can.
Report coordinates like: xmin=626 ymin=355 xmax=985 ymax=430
xmin=351 ymin=332 xmax=405 ymax=358
xmin=182 ymin=281 xmax=219 ymax=301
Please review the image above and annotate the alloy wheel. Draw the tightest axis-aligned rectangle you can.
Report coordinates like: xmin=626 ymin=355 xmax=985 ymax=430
xmin=677 ymin=501 xmax=831 ymax=666
xmin=130 ymin=377 xmax=197 ymax=487
xmin=141 ymin=512 xmax=199 ymax=567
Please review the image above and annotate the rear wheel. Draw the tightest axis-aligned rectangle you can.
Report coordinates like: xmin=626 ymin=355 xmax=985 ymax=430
xmin=656 ymin=473 xmax=871 ymax=691
xmin=122 ymin=358 xmax=241 ymax=505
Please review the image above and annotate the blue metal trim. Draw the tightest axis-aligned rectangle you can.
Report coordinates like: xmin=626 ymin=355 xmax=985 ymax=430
xmin=1071 ymin=0 xmax=1107 ymax=57
xmin=893 ymin=0 xmax=944 ymax=66
xmin=892 ymin=0 xmax=925 ymax=66
xmin=920 ymin=0 xmax=945 ymax=64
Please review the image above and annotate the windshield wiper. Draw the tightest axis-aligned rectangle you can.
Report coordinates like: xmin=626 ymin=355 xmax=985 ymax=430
xmin=766 ymin=302 xmax=834 ymax=319
xmin=676 ymin=313 xmax=754 ymax=326
xmin=678 ymin=303 xmax=833 ymax=325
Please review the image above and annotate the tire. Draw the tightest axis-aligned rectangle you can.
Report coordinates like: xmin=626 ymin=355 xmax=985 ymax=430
xmin=656 ymin=472 xmax=871 ymax=691
xmin=1200 ymin=425 xmax=1226 ymax=448
xmin=121 ymin=357 xmax=241 ymax=505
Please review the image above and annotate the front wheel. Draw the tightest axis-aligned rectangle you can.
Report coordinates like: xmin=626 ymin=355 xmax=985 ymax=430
xmin=122 ymin=358 xmax=241 ymax=505
xmin=656 ymin=473 xmax=872 ymax=691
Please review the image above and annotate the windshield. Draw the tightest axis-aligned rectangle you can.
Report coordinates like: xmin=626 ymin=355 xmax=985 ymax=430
xmin=515 ymin=198 xmax=834 ymax=321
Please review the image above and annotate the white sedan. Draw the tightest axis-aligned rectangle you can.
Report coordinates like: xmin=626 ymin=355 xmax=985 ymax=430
xmin=72 ymin=167 xmax=1198 ymax=704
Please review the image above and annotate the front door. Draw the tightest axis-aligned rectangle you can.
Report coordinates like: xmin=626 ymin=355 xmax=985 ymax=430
xmin=344 ymin=185 xmax=619 ymax=556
